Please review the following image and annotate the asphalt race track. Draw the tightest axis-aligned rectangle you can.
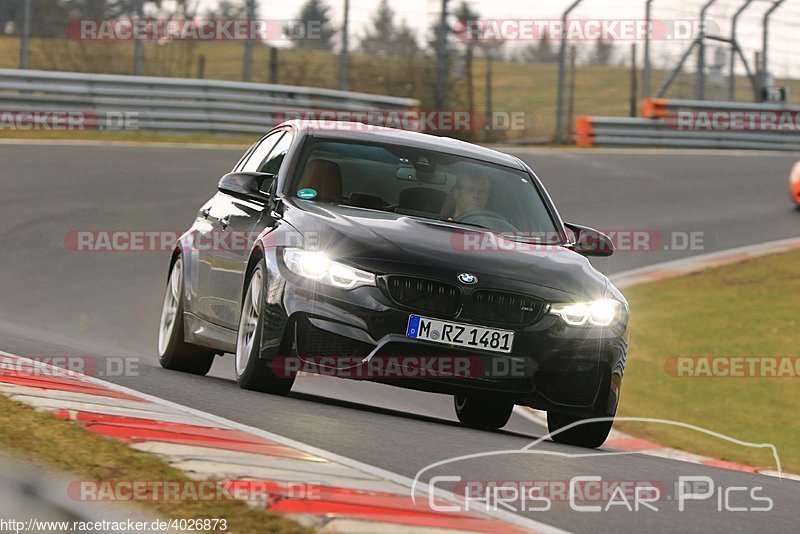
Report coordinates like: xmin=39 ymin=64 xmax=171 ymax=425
xmin=1 ymin=142 xmax=799 ymax=533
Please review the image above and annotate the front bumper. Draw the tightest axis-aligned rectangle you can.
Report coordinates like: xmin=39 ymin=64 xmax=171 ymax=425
xmin=259 ymin=253 xmax=628 ymax=417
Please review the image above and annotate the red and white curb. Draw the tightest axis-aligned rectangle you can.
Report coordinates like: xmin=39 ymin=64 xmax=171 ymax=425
xmin=0 ymin=351 xmax=567 ymax=534
xmin=513 ymin=237 xmax=800 ymax=481
xmin=2 ymin=238 xmax=798 ymax=530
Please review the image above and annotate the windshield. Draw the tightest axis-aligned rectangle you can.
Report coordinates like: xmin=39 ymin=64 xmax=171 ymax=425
xmin=290 ymin=138 xmax=561 ymax=241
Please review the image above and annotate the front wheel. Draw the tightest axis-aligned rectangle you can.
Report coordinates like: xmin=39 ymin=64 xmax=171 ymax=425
xmin=454 ymin=393 xmax=514 ymax=429
xmin=547 ymin=411 xmax=613 ymax=448
xmin=158 ymin=257 xmax=215 ymax=375
xmin=234 ymin=262 xmax=295 ymax=395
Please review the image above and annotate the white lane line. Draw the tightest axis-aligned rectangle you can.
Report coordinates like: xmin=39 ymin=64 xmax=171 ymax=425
xmin=0 ymin=351 xmax=571 ymax=534
xmin=6 ymin=237 xmax=798 ymax=530
xmin=610 ymin=237 xmax=800 ymax=289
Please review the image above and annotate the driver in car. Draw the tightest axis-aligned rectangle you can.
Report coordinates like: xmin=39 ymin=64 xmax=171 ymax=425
xmin=451 ymin=171 xmax=491 ymax=219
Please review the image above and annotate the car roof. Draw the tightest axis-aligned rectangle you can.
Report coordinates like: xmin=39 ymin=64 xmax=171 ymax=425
xmin=277 ymin=120 xmax=525 ymax=171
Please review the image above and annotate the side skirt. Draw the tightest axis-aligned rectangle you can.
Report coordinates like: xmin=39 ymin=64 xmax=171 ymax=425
xmin=184 ymin=312 xmax=237 ymax=353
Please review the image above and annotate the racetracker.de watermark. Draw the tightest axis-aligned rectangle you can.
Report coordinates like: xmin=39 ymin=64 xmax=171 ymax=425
xmin=674 ymin=110 xmax=800 ymax=132
xmin=665 ymin=356 xmax=800 ymax=378
xmin=65 ymin=230 xmax=265 ymax=252
xmin=68 ymin=19 xmax=321 ymax=41
xmin=450 ymin=229 xmax=707 ymax=253
xmin=452 ymin=18 xmax=719 ymax=41
xmin=278 ymin=110 xmax=530 ymax=132
xmin=0 ymin=110 xmax=138 ymax=131
xmin=269 ymin=355 xmax=530 ymax=379
xmin=65 ymin=229 xmax=324 ymax=252
xmin=64 ymin=229 xmax=708 ymax=253
xmin=68 ymin=480 xmax=323 ymax=503
xmin=0 ymin=356 xmax=140 ymax=378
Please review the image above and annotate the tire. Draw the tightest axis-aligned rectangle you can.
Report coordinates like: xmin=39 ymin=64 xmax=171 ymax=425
xmin=234 ymin=262 xmax=295 ymax=395
xmin=158 ymin=257 xmax=215 ymax=375
xmin=454 ymin=393 xmax=514 ymax=429
xmin=547 ymin=411 xmax=613 ymax=448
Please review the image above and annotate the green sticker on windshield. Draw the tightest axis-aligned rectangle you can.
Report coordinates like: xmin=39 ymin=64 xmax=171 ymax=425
xmin=297 ymin=188 xmax=317 ymax=200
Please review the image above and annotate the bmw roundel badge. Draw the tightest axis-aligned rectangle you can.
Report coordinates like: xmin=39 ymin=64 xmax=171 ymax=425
xmin=458 ymin=272 xmax=477 ymax=285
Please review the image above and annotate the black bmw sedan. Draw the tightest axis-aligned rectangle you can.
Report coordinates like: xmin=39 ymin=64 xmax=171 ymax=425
xmin=157 ymin=120 xmax=629 ymax=448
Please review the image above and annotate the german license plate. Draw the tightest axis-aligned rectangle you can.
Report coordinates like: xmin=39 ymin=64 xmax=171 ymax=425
xmin=406 ymin=315 xmax=514 ymax=354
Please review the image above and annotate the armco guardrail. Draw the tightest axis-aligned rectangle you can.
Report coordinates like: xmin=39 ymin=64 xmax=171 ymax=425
xmin=640 ymin=98 xmax=800 ymax=119
xmin=576 ymin=98 xmax=800 ymax=151
xmin=0 ymin=69 xmax=419 ymax=135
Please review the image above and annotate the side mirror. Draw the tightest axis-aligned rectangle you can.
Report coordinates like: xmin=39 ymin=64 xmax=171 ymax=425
xmin=218 ymin=172 xmax=274 ymax=203
xmin=565 ymin=223 xmax=614 ymax=257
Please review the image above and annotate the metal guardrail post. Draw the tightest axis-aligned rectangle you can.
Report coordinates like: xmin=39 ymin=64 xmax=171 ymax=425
xmin=657 ymin=0 xmax=723 ymax=101
xmin=269 ymin=48 xmax=279 ymax=84
xmin=133 ymin=0 xmax=145 ymax=76
xmin=19 ymin=0 xmax=31 ymax=70
xmin=629 ymin=43 xmax=638 ymax=117
xmin=484 ymin=48 xmax=494 ymax=143
xmin=655 ymin=37 xmax=699 ymax=98
xmin=695 ymin=0 xmax=718 ymax=100
xmin=761 ymin=0 xmax=786 ymax=98
xmin=339 ymin=0 xmax=350 ymax=91
xmin=434 ymin=0 xmax=450 ymax=111
xmin=555 ymin=0 xmax=583 ymax=143
xmin=242 ymin=0 xmax=257 ymax=82
xmin=728 ymin=0 xmax=754 ymax=100
xmin=642 ymin=0 xmax=655 ymax=98
xmin=567 ymin=46 xmax=576 ymax=136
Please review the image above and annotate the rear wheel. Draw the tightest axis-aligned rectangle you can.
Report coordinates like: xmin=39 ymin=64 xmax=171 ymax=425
xmin=158 ymin=257 xmax=215 ymax=375
xmin=454 ymin=393 xmax=514 ymax=429
xmin=235 ymin=262 xmax=295 ymax=395
xmin=547 ymin=411 xmax=613 ymax=448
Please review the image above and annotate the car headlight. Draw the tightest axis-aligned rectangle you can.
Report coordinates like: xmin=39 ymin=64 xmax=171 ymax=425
xmin=282 ymin=248 xmax=376 ymax=290
xmin=549 ymin=299 xmax=624 ymax=327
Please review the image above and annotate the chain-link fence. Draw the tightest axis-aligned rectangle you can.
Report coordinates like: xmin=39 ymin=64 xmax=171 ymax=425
xmin=1 ymin=0 xmax=799 ymax=142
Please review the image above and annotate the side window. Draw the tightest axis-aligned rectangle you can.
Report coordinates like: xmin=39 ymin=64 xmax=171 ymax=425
xmin=240 ymin=131 xmax=284 ymax=172
xmin=258 ymin=132 xmax=294 ymax=175
xmin=232 ymin=140 xmax=259 ymax=172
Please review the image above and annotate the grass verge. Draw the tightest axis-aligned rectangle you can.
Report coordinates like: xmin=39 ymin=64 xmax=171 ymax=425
xmin=0 ymin=395 xmax=311 ymax=533
xmin=618 ymin=249 xmax=800 ymax=473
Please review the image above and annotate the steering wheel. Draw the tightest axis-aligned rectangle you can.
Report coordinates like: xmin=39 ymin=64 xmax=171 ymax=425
xmin=455 ymin=210 xmax=517 ymax=231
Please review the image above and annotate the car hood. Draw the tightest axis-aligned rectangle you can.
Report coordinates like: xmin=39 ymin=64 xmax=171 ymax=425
xmin=283 ymin=201 xmax=616 ymax=300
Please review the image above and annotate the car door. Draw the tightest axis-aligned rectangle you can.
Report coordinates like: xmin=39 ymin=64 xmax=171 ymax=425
xmin=190 ymin=194 xmax=227 ymax=324
xmin=209 ymin=130 xmax=294 ymax=330
xmin=199 ymin=131 xmax=284 ymax=328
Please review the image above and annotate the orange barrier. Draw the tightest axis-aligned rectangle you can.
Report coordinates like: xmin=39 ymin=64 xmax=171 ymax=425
xmin=575 ymin=100 xmax=800 ymax=150
xmin=641 ymin=98 xmax=669 ymax=119
xmin=574 ymin=116 xmax=595 ymax=147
